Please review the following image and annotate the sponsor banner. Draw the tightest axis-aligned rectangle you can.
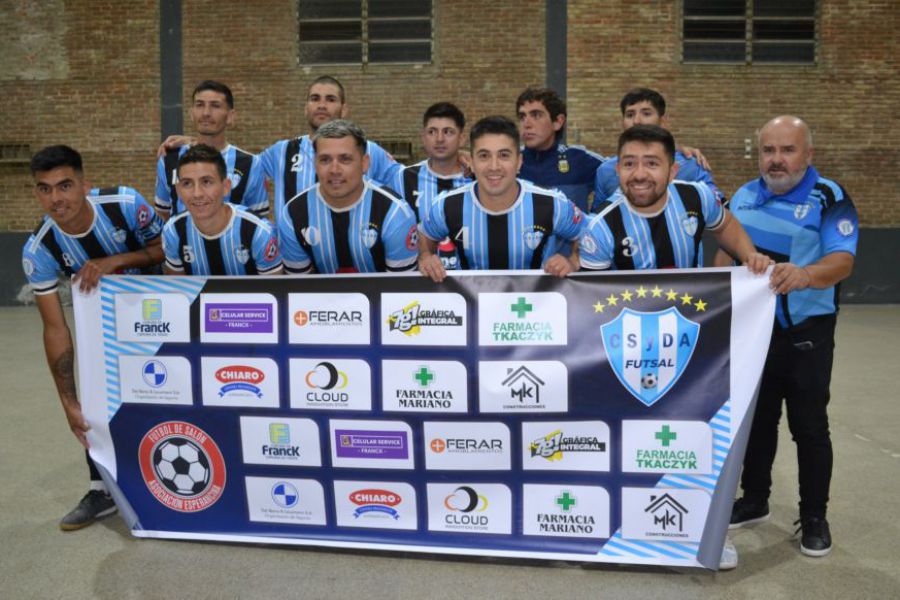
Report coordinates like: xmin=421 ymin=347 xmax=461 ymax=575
xmin=245 ymin=477 xmax=327 ymax=526
xmin=76 ymin=270 xmax=774 ymax=568
xmin=621 ymin=487 xmax=711 ymax=543
xmin=330 ymin=419 xmax=415 ymax=469
xmin=478 ymin=292 xmax=567 ymax=346
xmin=381 ymin=360 xmax=468 ymax=413
xmin=334 ymin=480 xmax=417 ymax=530
xmin=118 ymin=355 xmax=192 ymax=406
xmin=137 ymin=420 xmax=226 ymax=513
xmin=200 ymin=357 xmax=279 ymax=408
xmin=239 ymin=416 xmax=322 ymax=466
xmin=381 ymin=293 xmax=467 ymax=346
xmin=200 ymin=293 xmax=278 ymax=344
xmin=522 ymin=484 xmax=610 ymax=539
xmin=426 ymin=483 xmax=512 ymax=535
xmin=478 ymin=361 xmax=568 ymax=413
xmin=289 ymin=358 xmax=372 ymax=411
xmin=288 ymin=293 xmax=370 ymax=345
xmin=114 ymin=293 xmax=190 ymax=342
xmin=621 ymin=420 xmax=713 ymax=474
xmin=423 ymin=421 xmax=511 ymax=470
xmin=521 ymin=421 xmax=610 ymax=472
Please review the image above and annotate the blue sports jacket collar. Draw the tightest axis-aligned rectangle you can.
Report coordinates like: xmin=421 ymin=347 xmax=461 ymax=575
xmin=755 ymin=166 xmax=819 ymax=206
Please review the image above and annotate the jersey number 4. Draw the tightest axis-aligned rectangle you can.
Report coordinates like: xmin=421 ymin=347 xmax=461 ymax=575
xmin=454 ymin=226 xmax=469 ymax=249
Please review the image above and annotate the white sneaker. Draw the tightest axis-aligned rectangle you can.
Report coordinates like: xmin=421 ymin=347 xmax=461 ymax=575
xmin=718 ymin=537 xmax=738 ymax=570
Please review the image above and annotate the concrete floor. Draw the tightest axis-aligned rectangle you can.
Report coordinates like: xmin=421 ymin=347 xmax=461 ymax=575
xmin=1 ymin=304 xmax=898 ymax=599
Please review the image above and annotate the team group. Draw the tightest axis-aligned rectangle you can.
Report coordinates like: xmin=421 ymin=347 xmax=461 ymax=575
xmin=22 ymin=75 xmax=858 ymax=566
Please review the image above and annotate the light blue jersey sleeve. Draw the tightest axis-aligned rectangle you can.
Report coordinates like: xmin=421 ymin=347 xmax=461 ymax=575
xmin=259 ymin=141 xmax=282 ymax=180
xmin=593 ymin=159 xmax=620 ymax=207
xmin=155 ymin=155 xmax=173 ymax=211
xmin=241 ymin=154 xmax=270 ymax=216
xmin=277 ymin=200 xmax=312 ymax=274
xmin=675 ymin=153 xmax=724 ymax=202
xmin=578 ymin=213 xmax=617 ymax=271
xmin=695 ymin=181 xmax=725 ymax=230
xmin=382 ymin=201 xmax=419 ymax=272
xmin=553 ymin=195 xmax=586 ymax=242
xmin=127 ymin=190 xmax=164 ymax=242
xmin=819 ymin=183 xmax=859 ymax=256
xmin=21 ymin=233 xmax=62 ymax=294
xmin=366 ymin=141 xmax=403 ymax=185
xmin=419 ymin=193 xmax=450 ymax=242
xmin=161 ymin=219 xmax=184 ymax=272
xmin=251 ymin=219 xmax=282 ymax=273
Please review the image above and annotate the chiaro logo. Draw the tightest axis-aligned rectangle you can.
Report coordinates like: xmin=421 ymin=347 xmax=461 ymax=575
xmin=215 ymin=365 xmax=265 ymax=398
xmin=349 ymin=488 xmax=402 ymax=519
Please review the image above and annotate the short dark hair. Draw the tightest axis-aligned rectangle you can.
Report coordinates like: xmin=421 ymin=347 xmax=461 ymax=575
xmin=423 ymin=102 xmax=465 ymax=130
xmin=470 ymin=115 xmax=520 ymax=149
xmin=617 ymin=125 xmax=676 ymax=163
xmin=308 ymin=75 xmax=345 ymax=103
xmin=516 ymin=87 xmax=567 ymax=139
xmin=620 ymin=88 xmax=666 ymax=117
xmin=30 ymin=145 xmax=83 ymax=175
xmin=312 ymin=119 xmax=367 ymax=155
xmin=192 ymin=80 xmax=234 ymax=108
xmin=177 ymin=144 xmax=227 ymax=179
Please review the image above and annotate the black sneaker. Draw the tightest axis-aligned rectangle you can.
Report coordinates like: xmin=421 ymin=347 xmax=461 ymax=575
xmin=795 ymin=516 xmax=832 ymax=557
xmin=729 ymin=497 xmax=771 ymax=529
xmin=59 ymin=490 xmax=117 ymax=531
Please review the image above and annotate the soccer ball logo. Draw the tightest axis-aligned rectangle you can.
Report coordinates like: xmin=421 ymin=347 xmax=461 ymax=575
xmin=641 ymin=372 xmax=658 ymax=389
xmin=153 ymin=437 xmax=210 ymax=497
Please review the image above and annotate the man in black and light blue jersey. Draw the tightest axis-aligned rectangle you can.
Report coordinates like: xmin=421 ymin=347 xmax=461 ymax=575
xmin=155 ymin=80 xmax=268 ymax=219
xmin=389 ymin=102 xmax=472 ymax=269
xmin=163 ymin=145 xmax=282 ymax=276
xmin=418 ymin=116 xmax=584 ymax=282
xmin=22 ymin=145 xmax=164 ymax=531
xmin=278 ymin=120 xmax=418 ymax=274
xmin=260 ymin=76 xmax=401 ymax=221
xmin=720 ymin=116 xmax=858 ymax=558
xmin=593 ymin=88 xmax=723 ymax=207
xmin=579 ymin=125 xmax=766 ymax=272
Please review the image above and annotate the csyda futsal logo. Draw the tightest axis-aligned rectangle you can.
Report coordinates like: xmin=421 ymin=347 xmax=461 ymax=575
xmin=595 ymin=285 xmax=705 ymax=406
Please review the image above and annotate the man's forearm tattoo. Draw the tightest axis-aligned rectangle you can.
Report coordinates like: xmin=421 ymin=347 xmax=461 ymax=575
xmin=53 ymin=347 xmax=78 ymax=401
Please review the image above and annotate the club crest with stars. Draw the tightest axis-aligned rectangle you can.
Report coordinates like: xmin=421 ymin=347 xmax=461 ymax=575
xmin=594 ymin=285 xmax=706 ymax=407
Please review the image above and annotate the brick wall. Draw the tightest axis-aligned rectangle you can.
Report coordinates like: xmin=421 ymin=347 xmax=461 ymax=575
xmin=567 ymin=0 xmax=900 ymax=225
xmin=1 ymin=0 xmax=896 ymax=231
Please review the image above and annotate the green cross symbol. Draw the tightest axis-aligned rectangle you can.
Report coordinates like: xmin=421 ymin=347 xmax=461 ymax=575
xmin=655 ymin=425 xmax=677 ymax=447
xmin=510 ymin=297 xmax=533 ymax=318
xmin=556 ymin=491 xmax=576 ymax=511
xmin=414 ymin=367 xmax=434 ymax=387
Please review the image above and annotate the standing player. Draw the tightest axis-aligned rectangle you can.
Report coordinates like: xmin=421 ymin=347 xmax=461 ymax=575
xmin=260 ymin=76 xmax=401 ymax=220
xmin=22 ymin=145 xmax=164 ymax=530
xmin=163 ymin=145 xmax=282 ymax=275
xmin=418 ymin=115 xmax=584 ymax=282
xmin=278 ymin=120 xmax=418 ymax=274
xmin=721 ymin=116 xmax=857 ymax=557
xmin=155 ymin=80 xmax=268 ymax=219
xmin=593 ymin=88 xmax=723 ymax=205
xmin=389 ymin=102 xmax=472 ymax=269
xmin=516 ymin=87 xmax=605 ymax=213
xmin=578 ymin=126 xmax=767 ymax=571
xmin=579 ymin=125 xmax=766 ymax=272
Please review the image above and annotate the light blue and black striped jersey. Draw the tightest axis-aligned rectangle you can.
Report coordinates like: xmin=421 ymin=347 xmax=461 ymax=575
xmin=22 ymin=187 xmax=163 ymax=295
xmin=730 ymin=166 xmax=858 ymax=327
xmin=260 ymin=135 xmax=402 ymax=222
xmin=387 ymin=160 xmax=471 ymax=220
xmin=155 ymin=144 xmax=268 ymax=217
xmin=162 ymin=204 xmax=281 ymax=275
xmin=579 ymin=181 xmax=725 ymax=271
xmin=593 ymin=151 xmax=724 ymax=207
xmin=420 ymin=179 xmax=585 ymax=271
xmin=278 ymin=180 xmax=418 ymax=274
